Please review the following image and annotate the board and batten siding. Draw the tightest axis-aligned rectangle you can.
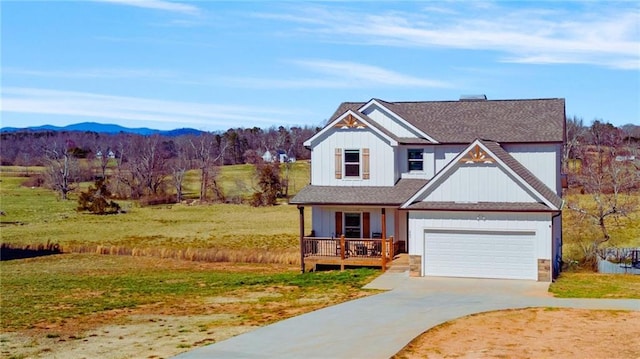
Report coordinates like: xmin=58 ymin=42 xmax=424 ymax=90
xmin=435 ymin=145 xmax=466 ymax=174
xmin=398 ymin=146 xmax=435 ymax=179
xmin=310 ymin=129 xmax=395 ymax=186
xmin=361 ymin=106 xmax=422 ymax=138
xmin=311 ymin=206 xmax=396 ymax=238
xmin=408 ymin=211 xmax=552 ymax=261
xmin=503 ymin=143 xmax=561 ymax=193
xmin=423 ymin=164 xmax=540 ymax=203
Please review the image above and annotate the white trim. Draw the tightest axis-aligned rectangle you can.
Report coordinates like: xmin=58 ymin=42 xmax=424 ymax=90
xmin=401 ymin=139 xmax=558 ymax=209
xmin=359 ymin=99 xmax=439 ymax=143
xmin=304 ymin=109 xmax=398 ymax=147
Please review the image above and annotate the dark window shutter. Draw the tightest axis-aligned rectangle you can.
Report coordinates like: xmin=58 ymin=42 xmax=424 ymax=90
xmin=335 ymin=211 xmax=342 ymax=236
xmin=363 ymin=212 xmax=370 ymax=239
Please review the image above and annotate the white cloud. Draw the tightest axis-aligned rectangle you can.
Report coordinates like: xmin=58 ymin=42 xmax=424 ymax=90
xmin=263 ymin=3 xmax=640 ymax=70
xmin=1 ymin=87 xmax=298 ymax=130
xmin=95 ymin=0 xmax=200 ymax=16
xmin=218 ymin=60 xmax=452 ymax=89
xmin=291 ymin=60 xmax=451 ymax=88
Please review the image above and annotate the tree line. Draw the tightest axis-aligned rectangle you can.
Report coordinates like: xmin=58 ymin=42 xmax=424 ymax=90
xmin=0 ymin=125 xmax=318 ymax=205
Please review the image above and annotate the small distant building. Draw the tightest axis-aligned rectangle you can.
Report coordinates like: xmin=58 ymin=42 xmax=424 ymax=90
xmin=96 ymin=150 xmax=116 ymax=159
xmin=276 ymin=150 xmax=288 ymax=163
xmin=263 ymin=150 xmax=293 ymax=163
xmin=262 ymin=151 xmax=273 ymax=163
xmin=615 ymin=155 xmax=636 ymax=162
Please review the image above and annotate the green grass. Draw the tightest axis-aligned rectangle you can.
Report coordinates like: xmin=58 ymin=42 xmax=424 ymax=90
xmin=562 ymin=192 xmax=640 ymax=264
xmin=0 ymin=164 xmax=312 ymax=263
xmin=0 ymin=254 xmax=379 ymax=331
xmin=550 ymin=272 xmax=640 ymax=298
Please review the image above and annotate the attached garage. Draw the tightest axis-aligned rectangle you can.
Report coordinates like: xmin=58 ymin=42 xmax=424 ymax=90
xmin=423 ymin=229 xmax=537 ymax=280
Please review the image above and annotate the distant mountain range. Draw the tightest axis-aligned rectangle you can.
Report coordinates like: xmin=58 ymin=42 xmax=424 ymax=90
xmin=0 ymin=122 xmax=205 ymax=136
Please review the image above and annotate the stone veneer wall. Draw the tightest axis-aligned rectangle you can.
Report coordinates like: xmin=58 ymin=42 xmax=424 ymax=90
xmin=537 ymin=259 xmax=551 ymax=282
xmin=409 ymin=255 xmax=422 ymax=277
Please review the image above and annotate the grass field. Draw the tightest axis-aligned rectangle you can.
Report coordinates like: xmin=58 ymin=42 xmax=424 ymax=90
xmin=1 ymin=254 xmax=378 ymax=331
xmin=0 ymin=163 xmax=311 ymax=264
xmin=2 ymin=163 xmax=640 ymax=358
xmin=562 ymin=191 xmax=640 ymax=264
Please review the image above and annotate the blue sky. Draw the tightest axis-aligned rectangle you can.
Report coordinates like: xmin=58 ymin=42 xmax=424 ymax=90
xmin=1 ymin=1 xmax=638 ymax=131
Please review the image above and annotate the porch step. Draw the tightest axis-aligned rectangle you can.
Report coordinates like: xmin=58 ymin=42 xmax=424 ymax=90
xmin=387 ymin=253 xmax=409 ymax=273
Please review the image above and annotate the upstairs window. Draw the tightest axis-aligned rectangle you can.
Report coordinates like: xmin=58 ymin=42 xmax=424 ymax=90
xmin=344 ymin=149 xmax=360 ymax=177
xmin=408 ymin=149 xmax=423 ymax=171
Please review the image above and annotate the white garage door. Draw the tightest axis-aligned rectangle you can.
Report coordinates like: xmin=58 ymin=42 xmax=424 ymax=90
xmin=424 ymin=230 xmax=537 ymax=280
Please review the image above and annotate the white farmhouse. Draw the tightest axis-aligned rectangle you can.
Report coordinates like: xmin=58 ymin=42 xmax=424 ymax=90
xmin=290 ymin=97 xmax=565 ymax=281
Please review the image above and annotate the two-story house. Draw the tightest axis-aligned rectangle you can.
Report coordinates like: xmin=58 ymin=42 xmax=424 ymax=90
xmin=291 ymin=97 xmax=565 ymax=282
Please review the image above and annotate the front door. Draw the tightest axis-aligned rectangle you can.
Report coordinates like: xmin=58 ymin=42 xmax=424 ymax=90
xmin=344 ymin=212 xmax=361 ymax=238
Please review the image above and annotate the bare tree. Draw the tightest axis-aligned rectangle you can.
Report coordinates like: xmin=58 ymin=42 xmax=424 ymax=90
xmin=170 ymin=137 xmax=192 ymax=203
xmin=190 ymin=133 xmax=226 ymax=202
xmin=42 ymin=140 xmax=79 ymax=200
xmin=94 ymin=145 xmax=111 ymax=178
xmin=568 ymin=120 xmax=639 ymax=268
xmin=116 ymin=135 xmax=170 ymax=199
xmin=563 ymin=116 xmax=586 ymax=173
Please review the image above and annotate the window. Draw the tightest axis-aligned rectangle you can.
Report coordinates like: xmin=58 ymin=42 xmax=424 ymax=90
xmin=408 ymin=149 xmax=423 ymax=171
xmin=344 ymin=213 xmax=361 ymax=238
xmin=344 ymin=149 xmax=360 ymax=177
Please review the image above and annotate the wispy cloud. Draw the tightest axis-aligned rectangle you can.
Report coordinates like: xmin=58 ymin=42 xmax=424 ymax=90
xmin=291 ymin=60 xmax=451 ymax=87
xmin=95 ymin=0 xmax=200 ymax=16
xmin=220 ymin=60 xmax=452 ymax=89
xmin=258 ymin=3 xmax=639 ymax=70
xmin=1 ymin=87 xmax=298 ymax=129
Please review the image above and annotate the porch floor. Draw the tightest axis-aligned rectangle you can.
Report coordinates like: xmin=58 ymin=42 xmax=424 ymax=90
xmin=303 ymin=253 xmax=409 ymax=272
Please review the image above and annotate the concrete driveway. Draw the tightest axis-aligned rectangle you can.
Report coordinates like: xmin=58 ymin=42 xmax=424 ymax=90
xmin=174 ymin=271 xmax=639 ymax=359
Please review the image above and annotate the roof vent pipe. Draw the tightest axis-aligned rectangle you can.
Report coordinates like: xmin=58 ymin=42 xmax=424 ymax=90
xmin=460 ymin=94 xmax=487 ymax=101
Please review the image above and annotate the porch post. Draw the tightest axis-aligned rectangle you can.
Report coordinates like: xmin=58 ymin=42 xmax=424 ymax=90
xmin=340 ymin=234 xmax=346 ymax=271
xmin=298 ymin=205 xmax=305 ymax=273
xmin=381 ymin=208 xmax=387 ymax=270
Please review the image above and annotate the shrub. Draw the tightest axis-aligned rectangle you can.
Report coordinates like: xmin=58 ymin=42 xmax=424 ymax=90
xmin=77 ymin=178 xmax=121 ymax=214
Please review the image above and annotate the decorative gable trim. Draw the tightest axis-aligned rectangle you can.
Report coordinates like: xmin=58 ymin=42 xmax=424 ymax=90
xmin=359 ymin=99 xmax=439 ymax=144
xmin=335 ymin=114 xmax=366 ymax=129
xmin=460 ymin=144 xmax=494 ymax=164
xmin=401 ymin=139 xmax=560 ymax=210
xmin=304 ymin=110 xmax=398 ymax=147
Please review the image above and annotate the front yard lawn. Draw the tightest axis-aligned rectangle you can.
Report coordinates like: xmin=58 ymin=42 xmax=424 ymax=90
xmin=550 ymin=272 xmax=640 ymax=298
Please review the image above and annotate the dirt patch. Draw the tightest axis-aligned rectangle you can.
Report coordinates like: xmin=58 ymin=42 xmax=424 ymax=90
xmin=394 ymin=308 xmax=640 ymax=359
xmin=1 ymin=314 xmax=256 ymax=359
xmin=4 ymin=307 xmax=638 ymax=358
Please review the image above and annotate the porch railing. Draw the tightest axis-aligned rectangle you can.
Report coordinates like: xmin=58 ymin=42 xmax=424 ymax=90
xmin=302 ymin=235 xmax=394 ymax=270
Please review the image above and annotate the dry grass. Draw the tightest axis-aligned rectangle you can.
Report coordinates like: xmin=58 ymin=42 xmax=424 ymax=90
xmin=1 ymin=164 xmax=311 ymax=265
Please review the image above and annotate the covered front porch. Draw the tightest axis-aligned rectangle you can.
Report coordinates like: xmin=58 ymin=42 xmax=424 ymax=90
xmin=301 ymin=235 xmax=396 ymax=271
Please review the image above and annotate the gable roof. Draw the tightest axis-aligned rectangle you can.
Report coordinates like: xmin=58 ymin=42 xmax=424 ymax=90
xmin=327 ymin=98 xmax=565 ymax=144
xmin=303 ymin=109 xmax=398 ymax=147
xmin=358 ymin=99 xmax=438 ymax=143
xmin=401 ymin=139 xmax=563 ymax=211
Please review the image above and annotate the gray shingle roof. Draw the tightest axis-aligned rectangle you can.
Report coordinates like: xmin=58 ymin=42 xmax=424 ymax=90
xmin=328 ymin=98 xmax=565 ymax=144
xmin=289 ymin=179 xmax=428 ymax=206
xmin=405 ymin=201 xmax=554 ymax=211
